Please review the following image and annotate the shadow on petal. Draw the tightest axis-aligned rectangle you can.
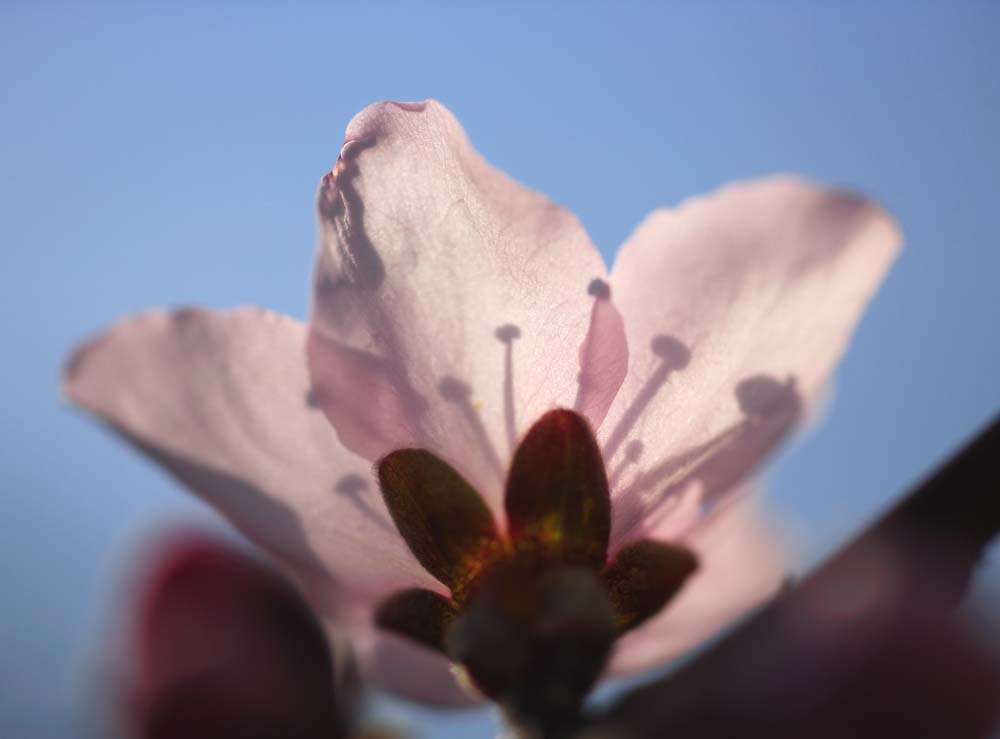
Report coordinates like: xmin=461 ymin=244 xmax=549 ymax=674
xmin=307 ymin=331 xmax=427 ymax=461
xmin=613 ymin=374 xmax=801 ymax=544
xmin=574 ymin=279 xmax=629 ymax=432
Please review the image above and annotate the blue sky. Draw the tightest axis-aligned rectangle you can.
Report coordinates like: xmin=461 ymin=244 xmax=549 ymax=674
xmin=2 ymin=3 xmax=998 ymax=737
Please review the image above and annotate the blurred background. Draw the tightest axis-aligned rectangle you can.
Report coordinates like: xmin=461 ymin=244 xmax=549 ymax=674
xmin=2 ymin=2 xmax=998 ymax=737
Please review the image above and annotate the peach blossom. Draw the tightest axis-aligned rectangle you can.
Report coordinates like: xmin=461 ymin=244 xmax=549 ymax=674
xmin=65 ymin=100 xmax=900 ymax=705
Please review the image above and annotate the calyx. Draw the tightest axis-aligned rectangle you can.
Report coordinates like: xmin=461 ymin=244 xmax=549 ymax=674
xmin=374 ymin=409 xmax=698 ymax=726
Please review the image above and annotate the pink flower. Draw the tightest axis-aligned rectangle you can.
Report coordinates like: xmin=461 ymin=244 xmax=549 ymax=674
xmin=64 ymin=100 xmax=900 ymax=706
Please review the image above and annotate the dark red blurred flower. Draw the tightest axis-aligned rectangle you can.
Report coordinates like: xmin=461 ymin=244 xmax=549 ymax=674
xmin=128 ymin=534 xmax=358 ymax=739
xmin=589 ymin=415 xmax=1000 ymax=739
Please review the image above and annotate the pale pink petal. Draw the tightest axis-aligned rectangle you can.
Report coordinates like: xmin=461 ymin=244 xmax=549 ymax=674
xmin=306 ymin=332 xmax=424 ymax=461
xmin=608 ymin=492 xmax=787 ymax=676
xmin=574 ymin=279 xmax=629 ymax=430
xmin=364 ymin=631 xmax=479 ymax=707
xmin=308 ymin=100 xmax=611 ymax=511
xmin=605 ymin=177 xmax=901 ymax=544
xmin=63 ymin=308 xmax=440 ymax=603
xmin=65 ymin=309 xmax=480 ymax=703
xmin=317 ymin=603 xmax=478 ymax=706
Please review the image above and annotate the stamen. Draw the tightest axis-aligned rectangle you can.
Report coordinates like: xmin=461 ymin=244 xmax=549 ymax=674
xmin=602 ymin=334 xmax=690 ymax=462
xmin=495 ymin=324 xmax=521 ymax=455
xmin=697 ymin=375 xmax=801 ymax=513
xmin=612 ymin=421 xmax=743 ymax=541
xmin=624 ymin=424 xmax=743 ymax=504
xmin=334 ymin=474 xmax=394 ymax=534
xmin=438 ymin=376 xmax=505 ymax=479
xmin=608 ymin=439 xmax=644 ymax=490
xmin=574 ymin=279 xmax=629 ymax=430
xmin=613 ymin=374 xmax=801 ymax=540
xmin=637 ymin=484 xmax=704 ymax=543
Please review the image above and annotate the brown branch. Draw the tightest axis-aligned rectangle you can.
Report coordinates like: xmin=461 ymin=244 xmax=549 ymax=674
xmin=587 ymin=413 xmax=1000 ymax=739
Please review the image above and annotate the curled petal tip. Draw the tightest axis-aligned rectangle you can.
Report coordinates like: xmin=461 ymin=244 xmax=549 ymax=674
xmin=386 ymin=100 xmax=429 ymax=113
xmin=61 ymin=336 xmax=97 ymax=404
xmin=342 ymin=99 xmax=441 ymax=147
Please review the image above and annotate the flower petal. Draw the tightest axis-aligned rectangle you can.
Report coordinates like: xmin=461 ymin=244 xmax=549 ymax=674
xmin=63 ymin=308 xmax=440 ymax=601
xmin=378 ymin=449 xmax=498 ymax=592
xmin=574 ymin=279 xmax=629 ymax=431
xmin=308 ymin=100 xmax=611 ymax=511
xmin=505 ymin=409 xmax=611 ymax=568
xmin=362 ymin=629 xmax=481 ymax=706
xmin=608 ymin=493 xmax=786 ymax=676
xmin=605 ymin=177 xmax=900 ymax=543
